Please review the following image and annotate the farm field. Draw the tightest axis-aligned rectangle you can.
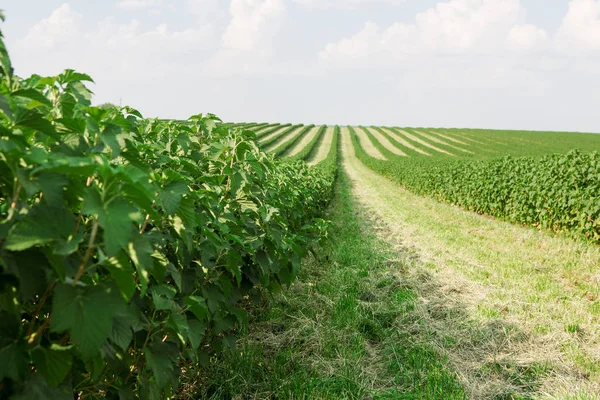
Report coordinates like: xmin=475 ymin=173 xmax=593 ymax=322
xmin=2 ymin=16 xmax=600 ymax=397
xmin=218 ymin=122 xmax=600 ymax=399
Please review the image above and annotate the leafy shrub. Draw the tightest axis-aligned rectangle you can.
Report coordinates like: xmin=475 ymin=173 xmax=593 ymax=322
xmin=0 ymin=23 xmax=334 ymax=399
xmin=351 ymin=130 xmax=600 ymax=242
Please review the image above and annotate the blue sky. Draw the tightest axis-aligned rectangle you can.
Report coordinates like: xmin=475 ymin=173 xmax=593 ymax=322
xmin=2 ymin=0 xmax=600 ymax=132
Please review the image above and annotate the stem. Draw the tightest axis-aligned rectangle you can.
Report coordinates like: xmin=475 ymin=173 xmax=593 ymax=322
xmin=10 ymin=182 xmax=21 ymax=209
xmin=139 ymin=214 xmax=150 ymax=234
xmin=72 ymin=219 xmax=99 ymax=286
xmin=225 ymin=138 xmax=237 ymax=193
xmin=27 ymin=316 xmax=51 ymax=344
xmin=25 ymin=281 xmax=57 ymax=338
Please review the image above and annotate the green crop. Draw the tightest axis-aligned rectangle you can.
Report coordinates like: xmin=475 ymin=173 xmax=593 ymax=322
xmin=288 ymin=125 xmax=327 ymax=162
xmin=273 ymin=124 xmax=315 ymax=157
xmin=0 ymin=24 xmax=334 ymax=398
xmin=351 ymin=130 xmax=600 ymax=242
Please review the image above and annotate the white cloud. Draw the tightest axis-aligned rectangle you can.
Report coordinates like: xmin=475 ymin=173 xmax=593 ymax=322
xmin=556 ymin=0 xmax=600 ymax=51
xmin=115 ymin=0 xmax=164 ymax=11
xmin=7 ymin=0 xmax=600 ymax=130
xmin=322 ymin=0 xmax=537 ymax=63
xmin=319 ymin=0 xmax=552 ymax=65
xmin=222 ymin=0 xmax=285 ymax=52
xmin=22 ymin=3 xmax=81 ymax=49
xmin=293 ymin=0 xmax=404 ymax=10
xmin=507 ymin=24 xmax=548 ymax=50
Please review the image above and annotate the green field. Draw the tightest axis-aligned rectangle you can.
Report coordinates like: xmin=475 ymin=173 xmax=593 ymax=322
xmin=2 ymin=21 xmax=600 ymax=400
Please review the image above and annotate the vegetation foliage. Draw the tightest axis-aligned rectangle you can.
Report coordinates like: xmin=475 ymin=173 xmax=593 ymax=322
xmin=350 ymin=130 xmax=600 ymax=242
xmin=0 ymin=26 xmax=334 ymax=399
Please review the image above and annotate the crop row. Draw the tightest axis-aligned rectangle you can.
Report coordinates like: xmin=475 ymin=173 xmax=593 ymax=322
xmin=272 ymin=124 xmax=315 ymax=157
xmin=0 ymin=29 xmax=335 ymax=399
xmin=255 ymin=123 xmax=290 ymax=139
xmin=289 ymin=125 xmax=327 ymax=162
xmin=350 ymin=130 xmax=600 ymax=242
xmin=260 ymin=124 xmax=303 ymax=148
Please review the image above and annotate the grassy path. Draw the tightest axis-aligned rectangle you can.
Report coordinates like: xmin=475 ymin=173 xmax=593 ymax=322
xmin=340 ymin=130 xmax=600 ymax=399
xmin=288 ymin=126 xmax=321 ymax=157
xmin=392 ymin=128 xmax=454 ymax=155
xmin=187 ymin=159 xmax=465 ymax=399
xmin=361 ymin=126 xmax=407 ymax=157
xmin=308 ymin=126 xmax=335 ymax=165
xmin=352 ymin=126 xmax=387 ymax=160
xmin=381 ymin=127 xmax=431 ymax=156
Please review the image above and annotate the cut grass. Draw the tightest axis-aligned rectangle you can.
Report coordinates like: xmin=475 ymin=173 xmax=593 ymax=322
xmin=412 ymin=129 xmax=474 ymax=155
xmin=307 ymin=126 xmax=335 ymax=165
xmin=340 ymin=129 xmax=600 ymax=399
xmin=360 ymin=126 xmax=407 ymax=157
xmin=381 ymin=127 xmax=431 ymax=156
xmin=350 ymin=126 xmax=387 ymax=160
xmin=182 ymin=159 xmax=465 ymax=399
xmin=287 ymin=125 xmax=321 ymax=157
xmin=392 ymin=128 xmax=454 ymax=156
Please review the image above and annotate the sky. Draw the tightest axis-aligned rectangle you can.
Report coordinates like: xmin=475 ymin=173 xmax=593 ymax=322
xmin=1 ymin=0 xmax=600 ymax=132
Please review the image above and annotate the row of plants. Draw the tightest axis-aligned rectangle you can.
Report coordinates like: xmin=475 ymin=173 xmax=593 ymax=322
xmin=254 ymin=123 xmax=288 ymax=139
xmin=273 ymin=124 xmax=315 ymax=158
xmin=350 ymin=130 xmax=600 ymax=242
xmin=289 ymin=125 xmax=327 ymax=162
xmin=0 ymin=25 xmax=335 ymax=399
xmin=259 ymin=124 xmax=302 ymax=149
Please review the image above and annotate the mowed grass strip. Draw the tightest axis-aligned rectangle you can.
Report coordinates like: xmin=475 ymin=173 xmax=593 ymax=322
xmin=260 ymin=124 xmax=303 ymax=148
xmin=393 ymin=128 xmax=455 ymax=156
xmin=381 ymin=127 xmax=431 ymax=156
xmin=257 ymin=123 xmax=291 ymax=140
xmin=182 ymin=161 xmax=465 ymax=399
xmin=427 ymin=129 xmax=471 ymax=146
xmin=425 ymin=129 xmax=500 ymax=157
xmin=286 ymin=125 xmax=322 ymax=157
xmin=348 ymin=126 xmax=386 ymax=160
xmin=308 ymin=126 xmax=335 ymax=165
xmin=341 ymin=130 xmax=600 ymax=399
xmin=272 ymin=124 xmax=316 ymax=157
xmin=413 ymin=130 xmax=475 ymax=155
xmin=436 ymin=128 xmax=489 ymax=146
xmin=290 ymin=125 xmax=327 ymax=162
xmin=360 ymin=126 xmax=407 ymax=157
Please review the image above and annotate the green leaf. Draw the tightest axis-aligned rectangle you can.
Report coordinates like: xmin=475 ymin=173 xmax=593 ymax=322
xmin=226 ymin=250 xmax=243 ymax=285
xmin=167 ymin=313 xmax=189 ymax=346
xmin=58 ymin=69 xmax=94 ymax=84
xmin=81 ymin=187 xmax=103 ymax=215
xmin=12 ymin=88 xmax=53 ymax=108
xmin=31 ymin=345 xmax=73 ymax=386
xmin=103 ymin=251 xmax=136 ymax=301
xmin=159 ymin=181 xmax=189 ymax=215
xmin=213 ymin=315 xmax=237 ymax=335
xmin=0 ymin=92 xmax=12 ymax=118
xmin=0 ymin=342 xmax=28 ymax=380
xmin=0 ymin=35 xmax=13 ymax=84
xmin=143 ymin=343 xmax=178 ymax=389
xmin=110 ymin=316 xmax=133 ymax=351
xmin=50 ymin=283 xmax=125 ymax=359
xmin=99 ymin=199 xmax=135 ymax=257
xmin=185 ymin=296 xmax=209 ymax=322
xmin=118 ymin=386 xmax=135 ymax=400
xmin=186 ymin=318 xmax=205 ymax=350
xmin=149 ymin=285 xmax=176 ymax=311
xmin=35 ymin=173 xmax=69 ymax=207
xmin=4 ymin=206 xmax=75 ymax=251
xmin=127 ymin=235 xmax=154 ymax=296
xmin=99 ymin=124 xmax=125 ymax=158
xmin=13 ymin=107 xmax=56 ymax=136
xmin=11 ymin=373 xmax=72 ymax=400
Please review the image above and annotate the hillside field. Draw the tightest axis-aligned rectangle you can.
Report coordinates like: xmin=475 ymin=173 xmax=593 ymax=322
xmin=2 ymin=24 xmax=600 ymax=398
